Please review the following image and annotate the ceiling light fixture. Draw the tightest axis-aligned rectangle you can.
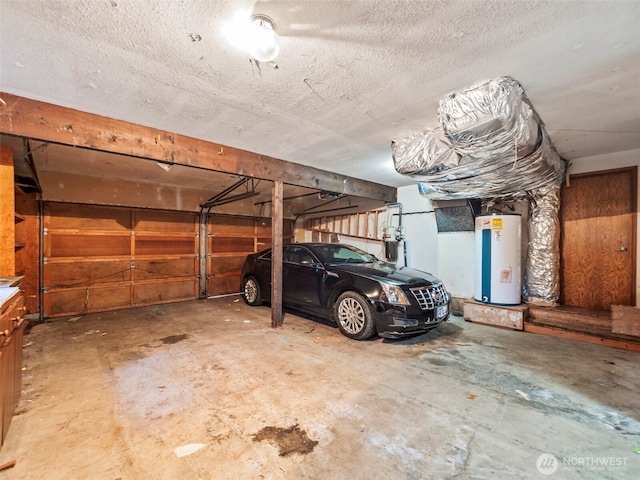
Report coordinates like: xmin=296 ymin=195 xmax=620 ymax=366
xmin=245 ymin=14 xmax=280 ymax=62
xmin=223 ymin=11 xmax=280 ymax=62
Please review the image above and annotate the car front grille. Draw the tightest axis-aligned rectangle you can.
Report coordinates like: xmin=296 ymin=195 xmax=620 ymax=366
xmin=410 ymin=284 xmax=448 ymax=310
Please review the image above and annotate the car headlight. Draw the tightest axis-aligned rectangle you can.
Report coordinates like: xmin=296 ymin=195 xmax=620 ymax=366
xmin=380 ymin=283 xmax=410 ymax=306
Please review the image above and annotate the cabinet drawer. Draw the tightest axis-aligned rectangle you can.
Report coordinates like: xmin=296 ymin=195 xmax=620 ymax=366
xmin=0 ymin=292 xmax=24 ymax=334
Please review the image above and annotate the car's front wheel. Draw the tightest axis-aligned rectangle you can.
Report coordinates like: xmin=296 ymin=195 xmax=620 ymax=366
xmin=334 ymin=291 xmax=376 ymax=340
xmin=242 ymin=276 xmax=262 ymax=306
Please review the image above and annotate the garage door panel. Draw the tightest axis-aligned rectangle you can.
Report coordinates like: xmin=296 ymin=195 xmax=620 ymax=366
xmin=44 ymin=260 xmax=132 ymax=288
xmin=134 ymin=279 xmax=197 ymax=305
xmin=255 ymin=219 xmax=272 ymax=236
xmin=134 ymin=210 xmax=196 ymax=233
xmin=209 ymin=215 xmax=255 ymax=234
xmin=209 ymin=255 xmax=246 ymax=275
xmin=211 ymin=236 xmax=254 ymax=253
xmin=46 ymin=204 xmax=131 ymax=231
xmin=45 ymin=285 xmax=131 ymax=316
xmin=135 ymin=235 xmax=196 ymax=255
xmin=44 ymin=203 xmax=198 ymax=318
xmin=207 ymin=215 xmax=293 ymax=296
xmin=208 ymin=276 xmax=241 ymax=296
xmin=135 ymin=258 xmax=197 ymax=280
xmin=48 ymin=234 xmax=131 ymax=257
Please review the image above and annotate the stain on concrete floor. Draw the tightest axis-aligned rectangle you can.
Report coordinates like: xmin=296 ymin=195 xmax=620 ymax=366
xmin=252 ymin=424 xmax=319 ymax=456
xmin=160 ymin=333 xmax=188 ymax=344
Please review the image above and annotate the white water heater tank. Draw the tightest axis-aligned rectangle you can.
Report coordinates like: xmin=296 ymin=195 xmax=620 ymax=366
xmin=474 ymin=213 xmax=522 ymax=305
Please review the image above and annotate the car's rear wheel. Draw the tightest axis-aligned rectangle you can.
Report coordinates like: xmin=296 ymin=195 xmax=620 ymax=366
xmin=334 ymin=291 xmax=376 ymax=340
xmin=242 ymin=276 xmax=262 ymax=306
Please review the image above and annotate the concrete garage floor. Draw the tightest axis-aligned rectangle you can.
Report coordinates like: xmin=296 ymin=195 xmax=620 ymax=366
xmin=1 ymin=299 xmax=639 ymax=479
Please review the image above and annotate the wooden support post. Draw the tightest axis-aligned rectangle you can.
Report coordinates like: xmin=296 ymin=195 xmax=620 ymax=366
xmin=198 ymin=210 xmax=208 ymax=297
xmin=271 ymin=181 xmax=284 ymax=327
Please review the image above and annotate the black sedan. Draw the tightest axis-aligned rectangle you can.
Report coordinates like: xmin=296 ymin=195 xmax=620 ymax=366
xmin=240 ymin=243 xmax=450 ymax=340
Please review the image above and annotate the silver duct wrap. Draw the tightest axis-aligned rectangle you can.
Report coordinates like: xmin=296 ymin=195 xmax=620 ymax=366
xmin=392 ymin=76 xmax=566 ymax=305
xmin=392 ymin=76 xmax=566 ymax=200
xmin=416 ymin=130 xmax=563 ymax=200
xmin=523 ymin=185 xmax=561 ymax=305
xmin=439 ymin=76 xmax=540 ymax=161
xmin=392 ymin=128 xmax=460 ymax=176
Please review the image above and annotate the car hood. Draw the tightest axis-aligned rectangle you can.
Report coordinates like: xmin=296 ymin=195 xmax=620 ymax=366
xmin=328 ymin=262 xmax=442 ymax=287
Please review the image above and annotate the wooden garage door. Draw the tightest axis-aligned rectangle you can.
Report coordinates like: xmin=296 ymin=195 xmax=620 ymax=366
xmin=43 ymin=203 xmax=198 ymax=317
xmin=207 ymin=215 xmax=293 ymax=296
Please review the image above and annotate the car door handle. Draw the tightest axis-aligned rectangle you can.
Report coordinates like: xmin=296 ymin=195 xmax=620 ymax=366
xmin=616 ymin=247 xmax=628 ymax=252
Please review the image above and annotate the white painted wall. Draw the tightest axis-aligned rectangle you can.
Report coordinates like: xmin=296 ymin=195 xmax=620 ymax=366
xmin=396 ymin=185 xmax=475 ymax=299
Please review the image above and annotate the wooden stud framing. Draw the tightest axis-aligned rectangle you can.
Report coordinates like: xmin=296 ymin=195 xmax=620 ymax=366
xmin=304 ymin=208 xmax=387 ymax=242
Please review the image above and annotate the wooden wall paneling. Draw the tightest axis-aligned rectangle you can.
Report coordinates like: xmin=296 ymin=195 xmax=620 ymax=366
xmin=0 ymin=146 xmax=15 ymax=277
xmin=14 ymin=192 xmax=39 ymax=312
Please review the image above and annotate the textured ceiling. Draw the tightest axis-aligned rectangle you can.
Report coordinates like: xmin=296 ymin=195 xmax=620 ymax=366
xmin=1 ymin=0 xmax=639 ymax=188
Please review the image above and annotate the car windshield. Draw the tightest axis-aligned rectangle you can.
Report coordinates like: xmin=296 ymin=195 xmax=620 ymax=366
xmin=313 ymin=245 xmax=378 ymax=265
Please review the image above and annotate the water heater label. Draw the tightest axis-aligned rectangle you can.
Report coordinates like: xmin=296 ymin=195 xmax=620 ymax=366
xmin=492 ymin=218 xmax=503 ymax=231
xmin=500 ymin=267 xmax=512 ymax=283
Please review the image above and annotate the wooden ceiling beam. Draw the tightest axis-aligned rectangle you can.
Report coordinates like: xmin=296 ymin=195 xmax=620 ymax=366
xmin=0 ymin=93 xmax=396 ymax=203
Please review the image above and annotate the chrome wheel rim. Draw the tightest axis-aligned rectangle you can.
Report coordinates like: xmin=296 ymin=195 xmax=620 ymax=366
xmin=337 ymin=297 xmax=365 ymax=334
xmin=244 ymin=279 xmax=258 ymax=303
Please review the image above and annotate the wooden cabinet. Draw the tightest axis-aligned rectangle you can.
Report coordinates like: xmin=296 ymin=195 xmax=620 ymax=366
xmin=0 ymin=146 xmax=27 ymax=446
xmin=0 ymin=288 xmax=25 ymax=446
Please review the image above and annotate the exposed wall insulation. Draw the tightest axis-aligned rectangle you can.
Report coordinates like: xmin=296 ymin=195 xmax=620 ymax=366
xmin=207 ymin=215 xmax=293 ymax=296
xmin=43 ymin=203 xmax=198 ymax=317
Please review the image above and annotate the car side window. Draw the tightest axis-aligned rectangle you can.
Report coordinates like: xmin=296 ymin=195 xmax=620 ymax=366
xmin=284 ymin=246 xmax=318 ymax=266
